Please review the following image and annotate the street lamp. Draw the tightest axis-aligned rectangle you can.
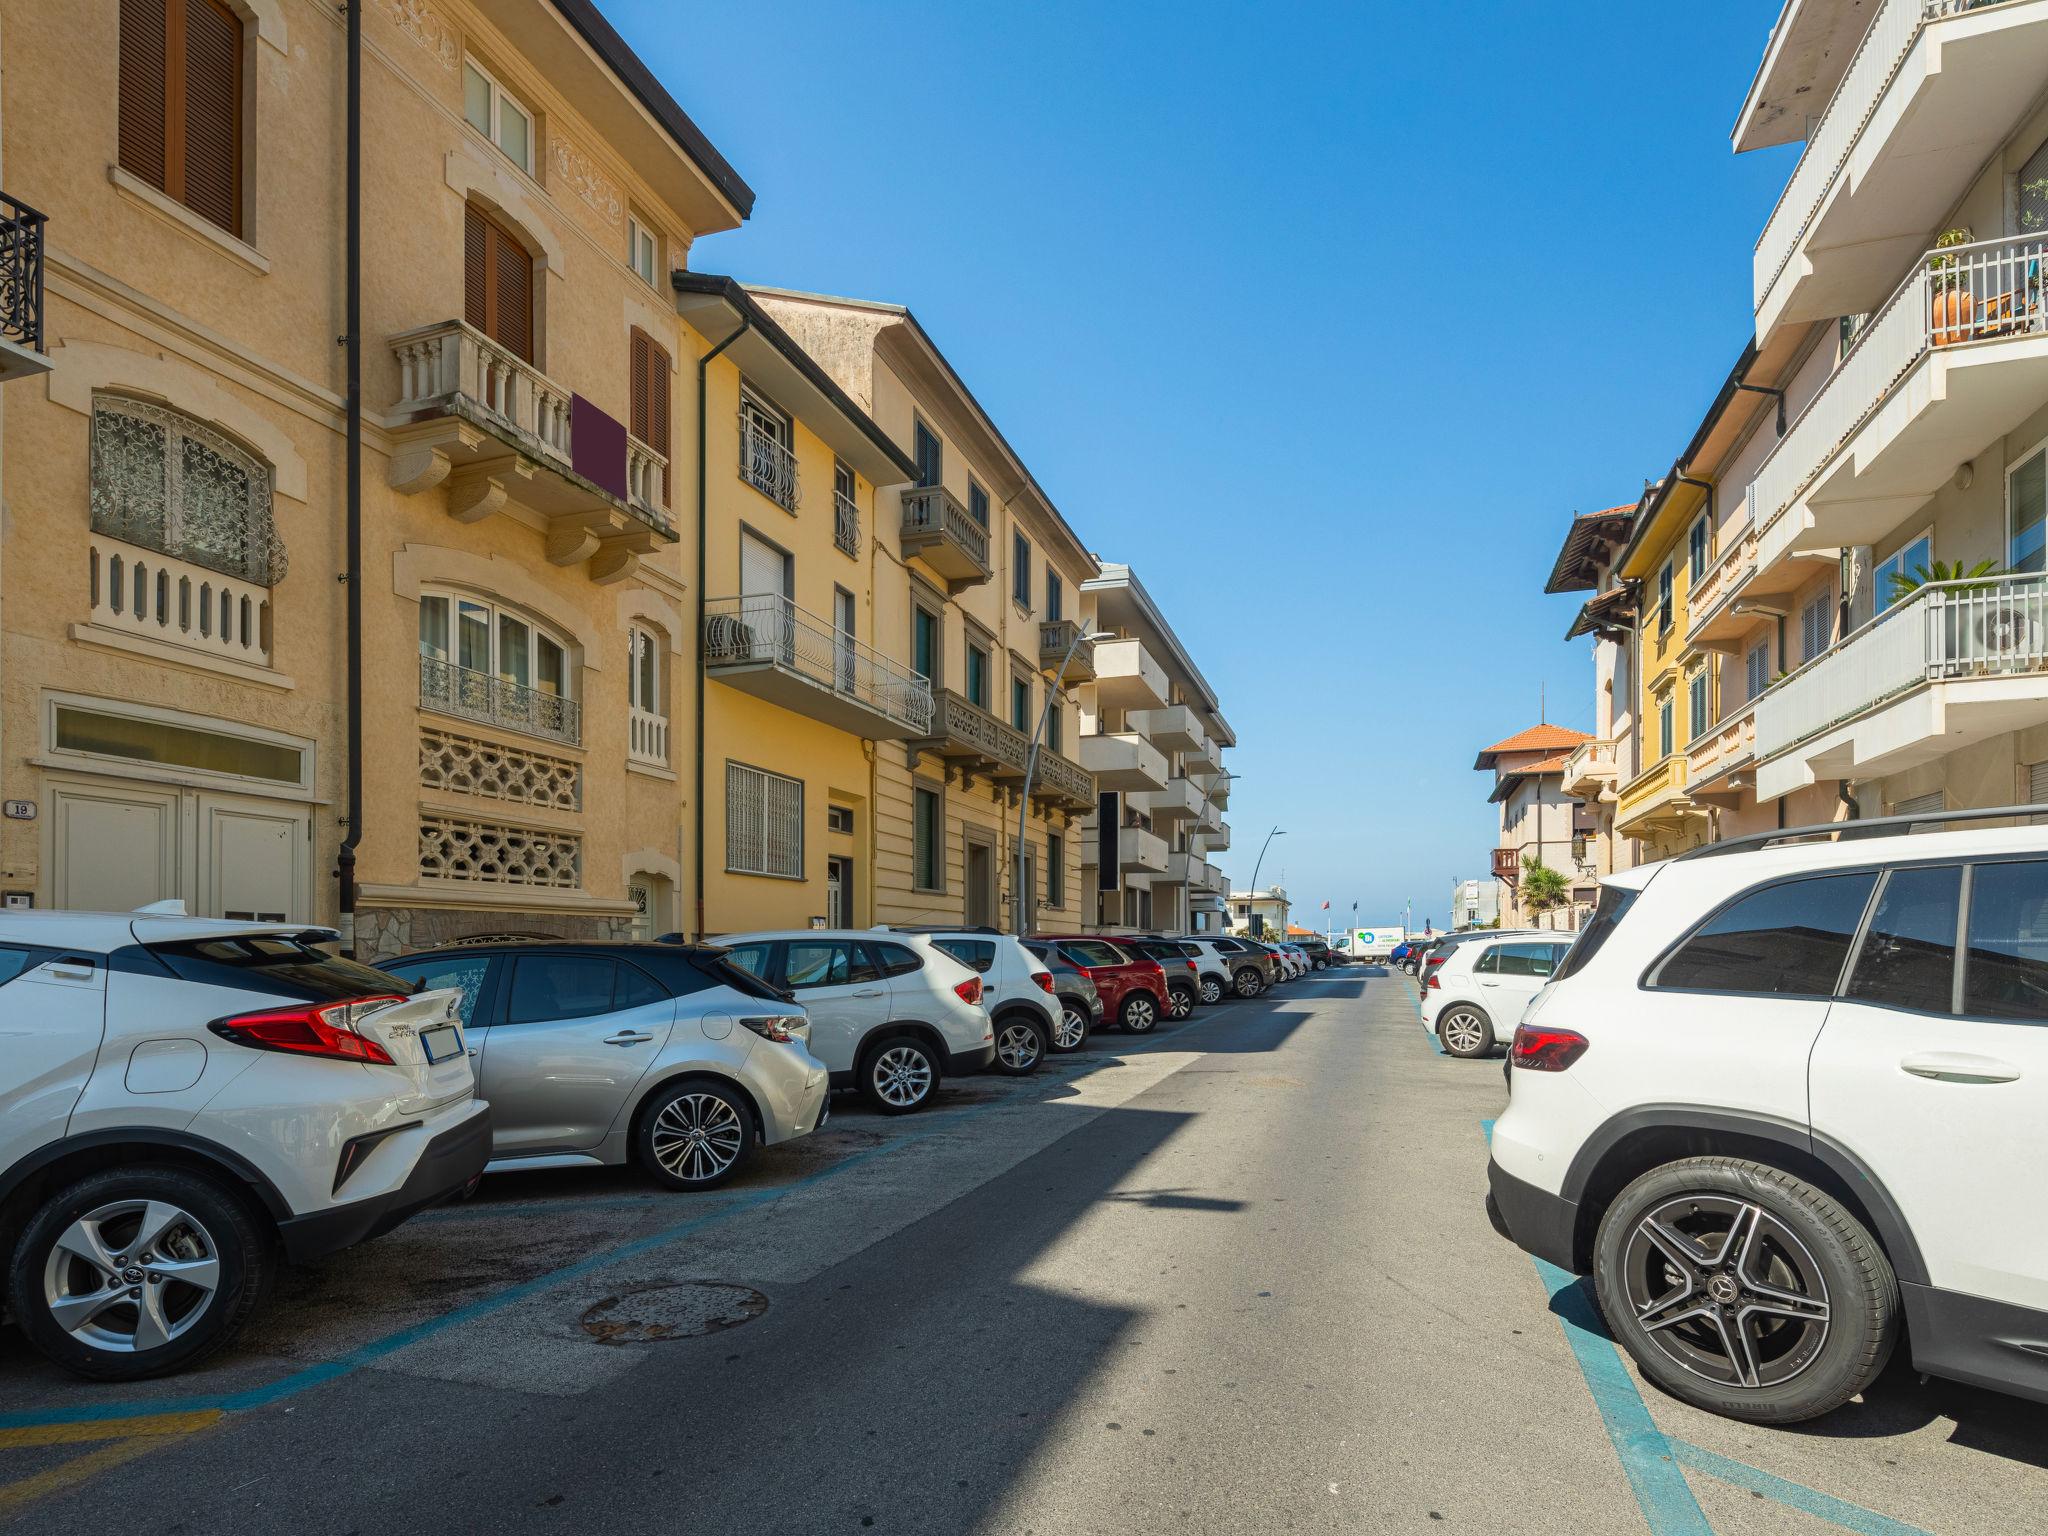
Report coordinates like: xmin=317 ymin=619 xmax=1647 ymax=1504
xmin=1246 ymin=825 xmax=1285 ymax=936
xmin=1014 ymin=628 xmax=1114 ymax=935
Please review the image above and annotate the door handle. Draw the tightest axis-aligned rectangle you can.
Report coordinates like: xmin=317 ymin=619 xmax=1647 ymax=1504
xmin=1900 ymin=1051 xmax=2021 ymax=1084
xmin=603 ymin=1031 xmax=656 ymax=1047
xmin=851 ymin=989 xmax=884 ymax=998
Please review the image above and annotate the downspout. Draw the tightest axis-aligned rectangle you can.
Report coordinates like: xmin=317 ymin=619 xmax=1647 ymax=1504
xmin=336 ymin=0 xmax=363 ymax=955
xmin=690 ymin=312 xmax=750 ymax=939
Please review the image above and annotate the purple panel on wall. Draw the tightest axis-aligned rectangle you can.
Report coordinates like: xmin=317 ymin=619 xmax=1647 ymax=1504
xmin=571 ymin=394 xmax=629 ymax=504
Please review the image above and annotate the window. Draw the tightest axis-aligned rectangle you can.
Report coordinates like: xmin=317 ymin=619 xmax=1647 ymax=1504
xmin=1012 ymin=676 xmax=1031 ymax=733
xmin=629 ymin=624 xmax=664 ymax=725
xmin=462 ymin=58 xmax=532 ymax=173
xmin=1745 ymin=639 xmax=1771 ymax=702
xmin=827 ymin=805 xmax=855 ymax=835
xmin=1874 ymin=534 xmax=1932 ymax=615
xmin=1846 ymin=865 xmax=1961 ymax=1014
xmin=90 ymin=396 xmax=282 ymax=587
xmin=913 ymin=785 xmax=943 ymax=891
xmin=914 ymin=422 xmax=942 ymax=488
xmin=1657 ymin=562 xmax=1674 ymax=633
xmin=627 ymin=216 xmax=658 ymax=287
xmin=912 ymin=604 xmax=941 ymax=685
xmin=1491 ymin=942 xmax=1563 ymax=978
xmin=1060 ymin=939 xmax=1126 ymax=968
xmin=2022 ymin=137 xmax=2048 ymax=235
xmin=1963 ymin=859 xmax=2048 ymax=1018
xmin=628 ymin=329 xmax=672 ymax=507
xmin=382 ymin=954 xmax=492 ymax=1026
xmin=1799 ymin=585 xmax=1835 ymax=664
xmin=1047 ymin=570 xmax=1064 ymax=623
xmin=934 ymin=939 xmax=997 ymax=975
xmin=1839 ymin=312 xmax=1868 ymax=358
xmin=120 ymin=0 xmax=243 ymax=237
xmin=2012 ymin=445 xmax=2048 ymax=573
xmin=739 ymin=388 xmax=796 ymax=510
xmin=0 ymin=946 xmax=47 ymax=987
xmin=1658 ymin=695 xmax=1674 ymax=760
xmin=615 ymin=963 xmax=668 ymax=1010
xmin=1013 ymin=532 xmax=1032 ymax=607
xmin=55 ymin=703 xmax=305 ymax=786
xmin=1554 ymin=884 xmax=1637 ymax=982
xmin=1047 ymin=832 xmax=1064 ymax=907
xmin=1893 ymin=790 xmax=1945 ymax=820
xmin=1688 ymin=670 xmax=1709 ymax=738
xmin=1046 ymin=702 xmax=1063 ymax=754
xmin=726 ymin=762 xmax=802 ymax=878
xmin=785 ymin=940 xmax=879 ymax=989
xmin=1688 ymin=517 xmax=1709 ymax=583
xmin=872 ymin=942 xmax=924 ymax=977
xmin=966 ymin=642 xmax=990 ymax=709
xmin=418 ymin=592 xmax=572 ymax=700
xmin=969 ymin=481 xmax=990 ymax=528
xmin=151 ymin=935 xmax=404 ymax=1000
xmin=833 ymin=460 xmax=859 ymax=555
xmin=720 ymin=942 xmax=774 ymax=982
xmin=1655 ymin=872 xmax=1877 ymax=995
xmin=506 ymin=955 xmax=617 ymax=1024
xmin=464 ymin=203 xmax=534 ymax=364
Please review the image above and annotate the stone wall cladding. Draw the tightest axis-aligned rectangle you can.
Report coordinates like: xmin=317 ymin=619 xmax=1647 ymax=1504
xmin=356 ymin=905 xmax=635 ymax=963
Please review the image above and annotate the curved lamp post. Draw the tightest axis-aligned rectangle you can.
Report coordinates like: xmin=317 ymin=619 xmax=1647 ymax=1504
xmin=1245 ymin=826 xmax=1286 ymax=936
xmin=1190 ymin=770 xmax=1236 ymax=931
xmin=1015 ymin=628 xmax=1114 ymax=935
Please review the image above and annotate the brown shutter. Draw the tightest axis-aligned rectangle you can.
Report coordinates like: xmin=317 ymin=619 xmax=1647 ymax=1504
xmin=489 ymin=221 xmax=532 ymax=362
xmin=464 ymin=204 xmax=489 ymax=334
xmin=179 ymin=0 xmax=241 ymax=236
xmin=628 ymin=328 xmax=651 ymax=443
xmin=119 ymin=0 xmax=170 ymax=192
xmin=646 ymin=338 xmax=670 ymax=506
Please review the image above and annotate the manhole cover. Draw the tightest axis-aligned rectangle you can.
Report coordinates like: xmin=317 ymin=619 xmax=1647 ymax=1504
xmin=579 ymin=1281 xmax=768 ymax=1345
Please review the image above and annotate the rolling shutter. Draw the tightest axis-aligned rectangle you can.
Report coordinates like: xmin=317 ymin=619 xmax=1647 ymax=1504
xmin=629 ymin=329 xmax=651 ymax=442
xmin=462 ymin=204 xmax=534 ymax=363
xmin=180 ymin=0 xmax=241 ymax=236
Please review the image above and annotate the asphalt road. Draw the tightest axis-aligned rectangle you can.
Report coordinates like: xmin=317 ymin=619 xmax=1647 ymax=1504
xmin=4 ymin=971 xmax=2046 ymax=1533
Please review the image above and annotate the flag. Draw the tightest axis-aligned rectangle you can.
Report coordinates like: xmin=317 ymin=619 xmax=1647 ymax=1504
xmin=1320 ymin=900 xmax=1329 ymax=910
xmin=1351 ymin=902 xmax=1357 ymax=912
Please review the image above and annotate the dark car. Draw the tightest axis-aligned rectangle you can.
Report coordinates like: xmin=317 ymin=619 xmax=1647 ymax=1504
xmin=1117 ymin=936 xmax=1204 ymax=1019
xmin=1294 ymin=938 xmax=1336 ymax=970
xmin=1029 ymin=935 xmax=1170 ymax=1033
xmin=1022 ymin=943 xmax=1104 ymax=1052
xmin=1202 ymin=934 xmax=1281 ymax=993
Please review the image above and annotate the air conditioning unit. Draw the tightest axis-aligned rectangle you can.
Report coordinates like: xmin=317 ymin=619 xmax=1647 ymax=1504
xmin=705 ymin=614 xmax=755 ymax=660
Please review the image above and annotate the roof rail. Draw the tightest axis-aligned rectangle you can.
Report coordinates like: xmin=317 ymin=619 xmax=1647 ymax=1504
xmin=1675 ymin=803 xmax=2046 ymax=862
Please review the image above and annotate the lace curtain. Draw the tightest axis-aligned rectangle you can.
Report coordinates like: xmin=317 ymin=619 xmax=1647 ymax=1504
xmin=90 ymin=396 xmax=287 ymax=586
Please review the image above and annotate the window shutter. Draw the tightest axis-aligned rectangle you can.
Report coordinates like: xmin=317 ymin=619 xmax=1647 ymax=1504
xmin=180 ymin=0 xmax=240 ymax=236
xmin=119 ymin=0 xmax=170 ymax=192
xmin=628 ymin=329 xmax=651 ymax=443
xmin=646 ymin=337 xmax=670 ymax=506
xmin=464 ymin=204 xmax=489 ymax=334
xmin=490 ymin=222 xmax=531 ymax=362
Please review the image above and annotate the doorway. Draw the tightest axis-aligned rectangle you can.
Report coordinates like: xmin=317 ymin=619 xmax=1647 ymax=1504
xmin=827 ymin=856 xmax=854 ymax=929
xmin=50 ymin=778 xmax=310 ymax=921
xmin=964 ymin=834 xmax=995 ymax=928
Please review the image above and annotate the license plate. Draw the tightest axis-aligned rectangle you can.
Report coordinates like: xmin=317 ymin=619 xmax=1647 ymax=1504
xmin=419 ymin=1024 xmax=464 ymax=1064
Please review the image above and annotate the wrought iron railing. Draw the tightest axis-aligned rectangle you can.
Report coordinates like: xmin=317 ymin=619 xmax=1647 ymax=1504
xmin=739 ymin=418 xmax=800 ymax=511
xmin=834 ymin=487 xmax=861 ymax=556
xmin=419 ymin=655 xmax=582 ymax=746
xmin=920 ymin=689 xmax=1094 ymax=805
xmin=704 ymin=593 xmax=932 ymax=735
xmin=0 ymin=193 xmax=46 ymax=355
xmin=900 ymin=485 xmax=990 ymax=570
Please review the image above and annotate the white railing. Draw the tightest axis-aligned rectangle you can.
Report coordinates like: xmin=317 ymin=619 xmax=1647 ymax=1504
xmin=834 ymin=488 xmax=861 ymax=556
xmin=1749 ymin=231 xmax=2048 ymax=549
xmin=390 ymin=320 xmax=572 ymax=463
xmin=88 ymin=536 xmax=271 ymax=666
xmin=629 ymin=707 xmax=669 ymax=767
xmin=627 ymin=434 xmax=668 ymax=516
xmin=1755 ymin=572 xmax=2048 ymax=759
xmin=739 ymin=418 xmax=800 ymax=511
xmin=703 ymin=593 xmax=933 ymax=735
xmin=419 ymin=655 xmax=581 ymax=746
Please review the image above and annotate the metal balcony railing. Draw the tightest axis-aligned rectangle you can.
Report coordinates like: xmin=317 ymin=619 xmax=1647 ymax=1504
xmin=739 ymin=418 xmax=800 ymax=511
xmin=900 ymin=485 xmax=990 ymax=570
xmin=0 ymin=193 xmax=46 ymax=355
xmin=704 ymin=593 xmax=932 ymax=735
xmin=834 ymin=487 xmax=861 ymax=556
xmin=419 ymin=655 xmax=581 ymax=746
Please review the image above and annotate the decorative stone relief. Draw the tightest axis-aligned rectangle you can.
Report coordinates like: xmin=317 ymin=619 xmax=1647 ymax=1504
xmin=550 ymin=134 xmax=624 ymax=228
xmin=420 ymin=815 xmax=583 ymax=889
xmin=420 ymin=728 xmax=582 ymax=811
xmin=383 ymin=0 xmax=458 ymax=72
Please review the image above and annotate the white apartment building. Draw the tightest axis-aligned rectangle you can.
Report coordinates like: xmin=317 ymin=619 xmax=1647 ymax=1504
xmin=1078 ymin=564 xmax=1232 ymax=932
xmin=1450 ymin=877 xmax=1500 ymax=932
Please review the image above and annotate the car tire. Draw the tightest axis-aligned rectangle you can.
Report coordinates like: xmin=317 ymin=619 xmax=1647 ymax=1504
xmin=10 ymin=1166 xmax=272 ymax=1382
xmin=1233 ymin=967 xmax=1264 ymax=998
xmin=637 ymin=1078 xmax=755 ymax=1191
xmin=1593 ymin=1157 xmax=1899 ymax=1425
xmin=1199 ymin=974 xmax=1225 ymax=1006
xmin=861 ymin=1034 xmax=941 ymax=1114
xmin=1436 ymin=1006 xmax=1494 ymax=1058
xmin=1051 ymin=1000 xmax=1092 ymax=1053
xmin=1165 ymin=984 xmax=1195 ymax=1021
xmin=1120 ymin=992 xmax=1160 ymax=1034
xmin=992 ymin=1016 xmax=1048 ymax=1075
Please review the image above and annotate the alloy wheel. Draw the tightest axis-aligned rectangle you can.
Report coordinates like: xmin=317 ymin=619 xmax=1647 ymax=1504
xmin=1124 ymin=996 xmax=1157 ymax=1031
xmin=649 ymin=1093 xmax=746 ymax=1184
xmin=1621 ymin=1194 xmax=1832 ymax=1390
xmin=1167 ymin=988 xmax=1193 ymax=1020
xmin=997 ymin=1022 xmax=1043 ymax=1070
xmin=1055 ymin=1007 xmax=1089 ymax=1049
xmin=873 ymin=1045 xmax=934 ymax=1107
xmin=1440 ymin=1009 xmax=1487 ymax=1055
xmin=42 ymin=1200 xmax=221 ymax=1356
xmin=1199 ymin=977 xmax=1223 ymax=1005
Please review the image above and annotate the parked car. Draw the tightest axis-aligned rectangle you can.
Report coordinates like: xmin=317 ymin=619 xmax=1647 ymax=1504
xmin=1 ymin=910 xmax=491 ymax=1381
xmin=1118 ymin=936 xmax=1203 ymax=1019
xmin=1488 ymin=808 xmax=2048 ymax=1425
xmin=1205 ymin=934 xmax=1279 ymax=996
xmin=1174 ymin=936 xmax=1256 ymax=1003
xmin=1021 ymin=944 xmax=1104 ymax=1051
xmin=1417 ymin=930 xmax=1541 ymax=990
xmin=385 ymin=940 xmax=826 ymax=1191
xmin=1030 ymin=935 xmax=1170 ymax=1033
xmin=1263 ymin=941 xmax=1304 ymax=980
xmin=1281 ymin=942 xmax=1314 ymax=976
xmin=714 ymin=931 xmax=994 ymax=1114
xmin=1295 ymin=938 xmax=1336 ymax=970
xmin=1419 ymin=934 xmax=1573 ymax=1057
xmin=916 ymin=930 xmax=1062 ymax=1075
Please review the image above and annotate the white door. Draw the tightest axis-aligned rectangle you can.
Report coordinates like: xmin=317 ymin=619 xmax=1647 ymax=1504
xmin=1812 ymin=859 xmax=2048 ymax=1313
xmin=740 ymin=530 xmax=791 ymax=662
xmin=52 ymin=782 xmax=180 ymax=912
xmin=781 ymin=938 xmax=890 ymax=1075
xmin=201 ymin=796 xmax=308 ymax=922
xmin=0 ymin=946 xmax=107 ymax=1172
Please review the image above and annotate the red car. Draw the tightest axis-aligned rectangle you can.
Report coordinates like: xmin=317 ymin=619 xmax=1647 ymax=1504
xmin=1029 ymin=935 xmax=1170 ymax=1034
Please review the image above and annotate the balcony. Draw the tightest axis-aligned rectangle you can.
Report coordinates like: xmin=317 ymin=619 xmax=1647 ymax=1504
xmin=1750 ymin=233 xmax=2048 ymax=576
xmin=704 ymin=594 xmax=934 ymax=741
xmin=1131 ymin=774 xmax=1204 ymax=824
xmin=1190 ymin=768 xmax=1231 ymax=809
xmin=0 ymin=192 xmax=48 ymax=382
xmin=629 ymin=707 xmax=669 ymax=769
xmin=1038 ymin=619 xmax=1095 ymax=680
xmin=834 ymin=487 xmax=861 ymax=558
xmin=1754 ymin=571 xmax=2048 ymax=799
xmin=1079 ymin=730 xmax=1169 ymax=793
xmin=1166 ymin=851 xmax=1226 ymax=894
xmin=1091 ymin=638 xmax=1169 ymax=711
xmin=913 ymin=690 xmax=1094 ymax=811
xmin=899 ymin=486 xmax=991 ymax=590
xmin=1130 ymin=703 xmax=1203 ymax=753
xmin=1491 ymin=846 xmax=1520 ymax=881
xmin=1559 ymin=739 xmax=1621 ymax=801
xmin=1752 ymin=1 xmax=2048 ymax=340
xmin=1118 ymin=825 xmax=1170 ymax=878
xmin=739 ymin=417 xmax=800 ymax=512
xmin=86 ymin=535 xmax=271 ymax=671
xmin=419 ymin=655 xmax=581 ymax=747
xmin=1198 ymin=821 xmax=1231 ymax=854
xmin=1181 ymin=730 xmax=1222 ymax=775
xmin=1687 ymin=701 xmax=1759 ymax=807
xmin=1615 ymin=754 xmax=1704 ymax=840
xmin=387 ymin=320 xmax=665 ymax=581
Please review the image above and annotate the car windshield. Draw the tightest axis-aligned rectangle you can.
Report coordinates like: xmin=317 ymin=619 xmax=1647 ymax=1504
xmin=1060 ymin=940 xmax=1127 ymax=968
xmin=148 ymin=934 xmax=408 ymax=1002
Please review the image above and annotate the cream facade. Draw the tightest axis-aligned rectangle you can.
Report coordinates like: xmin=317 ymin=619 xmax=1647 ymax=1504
xmin=1475 ymin=725 xmax=1590 ymax=931
xmin=1228 ymin=886 xmax=1289 ymax=938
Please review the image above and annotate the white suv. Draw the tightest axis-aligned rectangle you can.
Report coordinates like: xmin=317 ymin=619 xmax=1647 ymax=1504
xmin=1421 ymin=934 xmax=1572 ymax=1057
xmin=894 ymin=930 xmax=1064 ymax=1074
xmin=715 ymin=931 xmax=994 ymax=1113
xmin=0 ymin=910 xmax=490 ymax=1380
xmin=1489 ymin=810 xmax=2048 ymax=1424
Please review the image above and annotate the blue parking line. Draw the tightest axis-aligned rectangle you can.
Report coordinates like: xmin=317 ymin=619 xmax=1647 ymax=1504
xmin=1404 ymin=983 xmax=1447 ymax=1053
xmin=1668 ymin=1441 xmax=1930 ymax=1536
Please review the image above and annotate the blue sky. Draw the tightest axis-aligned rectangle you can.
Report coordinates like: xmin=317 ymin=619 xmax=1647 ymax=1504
xmin=610 ymin=0 xmax=1795 ymax=930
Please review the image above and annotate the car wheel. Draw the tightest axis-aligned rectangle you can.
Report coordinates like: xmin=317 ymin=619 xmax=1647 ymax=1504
xmin=1165 ymin=985 xmax=1194 ymax=1021
xmin=1436 ymin=1006 xmax=1494 ymax=1058
xmin=992 ymin=1017 xmax=1047 ymax=1075
xmin=862 ymin=1035 xmax=940 ymax=1114
xmin=638 ymin=1079 xmax=755 ymax=1191
xmin=1120 ymin=993 xmax=1160 ymax=1034
xmin=1593 ymin=1157 xmax=1899 ymax=1425
xmin=1051 ymin=1001 xmax=1091 ymax=1053
xmin=1233 ymin=967 xmax=1264 ymax=998
xmin=10 ymin=1167 xmax=271 ymax=1382
xmin=1199 ymin=975 xmax=1224 ymax=1006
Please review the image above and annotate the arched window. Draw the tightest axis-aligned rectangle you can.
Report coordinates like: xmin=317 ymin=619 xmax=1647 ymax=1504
xmin=628 ymin=623 xmax=668 ymax=766
xmin=90 ymin=395 xmax=285 ymax=585
xmin=418 ymin=588 xmax=578 ymax=744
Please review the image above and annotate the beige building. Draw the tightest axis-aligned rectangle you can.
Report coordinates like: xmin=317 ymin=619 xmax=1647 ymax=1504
xmin=1475 ymin=725 xmax=1590 ymax=931
xmin=1228 ymin=886 xmax=1289 ymax=939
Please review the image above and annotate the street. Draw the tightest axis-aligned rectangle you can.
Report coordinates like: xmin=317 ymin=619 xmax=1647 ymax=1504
xmin=3 ymin=970 xmax=2044 ymax=1534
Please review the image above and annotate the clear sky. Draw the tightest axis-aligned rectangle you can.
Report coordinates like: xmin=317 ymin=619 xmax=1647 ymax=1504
xmin=607 ymin=0 xmax=1795 ymax=930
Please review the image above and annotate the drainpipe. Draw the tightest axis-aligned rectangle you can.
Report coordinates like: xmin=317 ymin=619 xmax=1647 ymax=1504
xmin=336 ymin=0 xmax=363 ymax=956
xmin=690 ymin=314 xmax=750 ymax=939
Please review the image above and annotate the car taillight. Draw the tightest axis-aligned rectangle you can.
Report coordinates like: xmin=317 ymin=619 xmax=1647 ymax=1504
xmin=1145 ymin=961 xmax=1167 ymax=977
xmin=954 ymin=976 xmax=983 ymax=1005
xmin=1426 ymin=972 xmax=1440 ymax=990
xmin=1185 ymin=960 xmax=1198 ymax=973
xmin=1512 ymin=1025 xmax=1589 ymax=1072
xmin=1031 ymin=971 xmax=1055 ymax=993
xmin=208 ymin=996 xmax=405 ymax=1065
xmin=741 ymin=1014 xmax=808 ymax=1044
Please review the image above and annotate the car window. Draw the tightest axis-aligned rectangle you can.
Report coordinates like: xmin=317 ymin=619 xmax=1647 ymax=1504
xmin=506 ymin=955 xmax=618 ymax=1024
xmin=934 ymin=938 xmax=996 ymax=974
xmin=0 ymin=945 xmax=48 ymax=987
xmin=870 ymin=942 xmax=923 ymax=978
xmin=1474 ymin=947 xmax=1500 ymax=975
xmin=1177 ymin=942 xmax=1201 ymax=958
xmin=1845 ymin=866 xmax=1961 ymax=1015
xmin=1555 ymin=885 xmax=1637 ymax=982
xmin=383 ymin=954 xmax=492 ymax=1025
xmin=1060 ymin=940 xmax=1125 ymax=968
xmin=720 ymin=942 xmax=776 ymax=983
xmin=786 ymin=941 xmax=852 ymax=989
xmin=1963 ymin=859 xmax=2048 ymax=1020
xmin=614 ymin=962 xmax=670 ymax=1010
xmin=1495 ymin=942 xmax=1559 ymax=979
xmin=149 ymin=934 xmax=409 ymax=1002
xmin=1655 ymin=872 xmax=1878 ymax=996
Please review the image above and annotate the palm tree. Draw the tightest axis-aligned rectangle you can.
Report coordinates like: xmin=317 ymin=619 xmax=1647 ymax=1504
xmin=1521 ymin=857 xmax=1570 ymax=916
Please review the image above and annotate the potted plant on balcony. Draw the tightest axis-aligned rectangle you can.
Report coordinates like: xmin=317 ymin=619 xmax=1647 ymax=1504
xmin=1930 ymin=228 xmax=1976 ymax=346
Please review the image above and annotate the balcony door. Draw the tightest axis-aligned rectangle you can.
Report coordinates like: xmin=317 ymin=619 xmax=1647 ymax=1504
xmin=464 ymin=203 xmax=534 ymax=366
xmin=964 ymin=833 xmax=996 ymax=928
xmin=834 ymin=586 xmax=857 ymax=695
xmin=740 ymin=530 xmax=792 ymax=664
